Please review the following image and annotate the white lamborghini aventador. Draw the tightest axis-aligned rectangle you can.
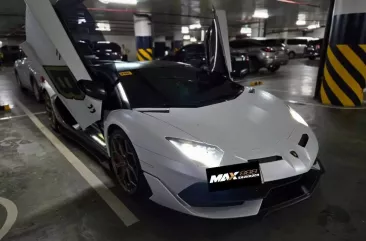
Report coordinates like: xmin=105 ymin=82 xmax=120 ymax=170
xmin=22 ymin=0 xmax=323 ymax=219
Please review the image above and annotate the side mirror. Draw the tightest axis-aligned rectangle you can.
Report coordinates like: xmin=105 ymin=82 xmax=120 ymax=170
xmin=77 ymin=79 xmax=106 ymax=100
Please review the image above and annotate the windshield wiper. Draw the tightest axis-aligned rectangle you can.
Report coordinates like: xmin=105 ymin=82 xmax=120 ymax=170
xmin=134 ymin=108 xmax=170 ymax=113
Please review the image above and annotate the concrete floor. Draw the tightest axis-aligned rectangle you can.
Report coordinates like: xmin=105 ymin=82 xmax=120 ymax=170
xmin=1 ymin=60 xmax=366 ymax=241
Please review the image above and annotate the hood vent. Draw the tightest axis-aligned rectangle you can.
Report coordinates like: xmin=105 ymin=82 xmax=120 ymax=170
xmin=249 ymin=155 xmax=282 ymax=164
xmin=298 ymin=134 xmax=309 ymax=147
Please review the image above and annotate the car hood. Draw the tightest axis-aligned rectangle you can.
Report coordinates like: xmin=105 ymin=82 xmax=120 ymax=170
xmin=144 ymin=89 xmax=302 ymax=165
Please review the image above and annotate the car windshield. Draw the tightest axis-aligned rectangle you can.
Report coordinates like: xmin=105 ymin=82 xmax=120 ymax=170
xmin=120 ymin=65 xmax=244 ymax=109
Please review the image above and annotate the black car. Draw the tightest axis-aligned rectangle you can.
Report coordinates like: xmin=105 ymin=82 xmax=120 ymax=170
xmin=162 ymin=44 xmax=250 ymax=78
xmin=0 ymin=45 xmax=21 ymax=64
xmin=304 ymin=39 xmax=323 ymax=60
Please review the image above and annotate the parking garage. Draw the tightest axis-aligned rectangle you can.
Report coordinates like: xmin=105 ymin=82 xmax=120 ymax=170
xmin=1 ymin=0 xmax=366 ymax=240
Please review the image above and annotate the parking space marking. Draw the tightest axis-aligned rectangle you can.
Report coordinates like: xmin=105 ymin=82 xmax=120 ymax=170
xmin=0 ymin=111 xmax=46 ymax=121
xmin=13 ymin=98 xmax=139 ymax=227
xmin=0 ymin=197 xmax=18 ymax=240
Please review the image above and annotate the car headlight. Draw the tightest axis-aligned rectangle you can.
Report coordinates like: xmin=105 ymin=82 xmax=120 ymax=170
xmin=289 ymin=107 xmax=308 ymax=126
xmin=166 ymin=137 xmax=224 ymax=168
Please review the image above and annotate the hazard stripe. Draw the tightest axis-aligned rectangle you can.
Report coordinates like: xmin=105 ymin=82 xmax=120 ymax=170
xmin=320 ymin=83 xmax=331 ymax=105
xmin=322 ymin=75 xmax=342 ymax=106
xmin=146 ymin=48 xmax=153 ymax=54
xmin=337 ymin=45 xmax=366 ymax=81
xmin=138 ymin=49 xmax=152 ymax=61
xmin=327 ymin=46 xmax=363 ymax=101
xmin=137 ymin=53 xmax=144 ymax=61
xmin=359 ymin=44 xmax=366 ymax=52
xmin=324 ymin=64 xmax=354 ymax=106
xmin=326 ymin=58 xmax=361 ymax=105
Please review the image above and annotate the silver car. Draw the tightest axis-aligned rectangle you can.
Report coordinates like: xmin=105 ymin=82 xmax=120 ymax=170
xmin=14 ymin=50 xmax=45 ymax=102
xmin=230 ymin=39 xmax=289 ymax=73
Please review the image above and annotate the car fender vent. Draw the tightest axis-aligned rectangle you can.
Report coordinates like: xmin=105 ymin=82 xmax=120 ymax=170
xmin=249 ymin=155 xmax=282 ymax=164
xmin=298 ymin=134 xmax=309 ymax=147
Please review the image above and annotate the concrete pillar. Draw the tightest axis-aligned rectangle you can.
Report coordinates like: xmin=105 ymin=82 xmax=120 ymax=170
xmin=154 ymin=36 xmax=166 ymax=58
xmin=134 ymin=13 xmax=153 ymax=61
xmin=251 ymin=21 xmax=264 ymax=37
xmin=318 ymin=0 xmax=366 ymax=106
xmin=172 ymin=31 xmax=183 ymax=52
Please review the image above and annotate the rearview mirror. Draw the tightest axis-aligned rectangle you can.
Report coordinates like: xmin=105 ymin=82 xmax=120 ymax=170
xmin=77 ymin=79 xmax=106 ymax=100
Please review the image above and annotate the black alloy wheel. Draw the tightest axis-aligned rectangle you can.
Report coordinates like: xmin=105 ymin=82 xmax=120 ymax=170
xmin=32 ymin=80 xmax=42 ymax=102
xmin=15 ymin=71 xmax=26 ymax=91
xmin=289 ymin=52 xmax=296 ymax=59
xmin=109 ymin=129 xmax=148 ymax=196
xmin=44 ymin=92 xmax=59 ymax=132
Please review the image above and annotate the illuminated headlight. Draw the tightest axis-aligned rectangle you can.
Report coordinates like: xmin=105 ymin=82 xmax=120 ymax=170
xmin=289 ymin=107 xmax=308 ymax=126
xmin=166 ymin=138 xmax=224 ymax=168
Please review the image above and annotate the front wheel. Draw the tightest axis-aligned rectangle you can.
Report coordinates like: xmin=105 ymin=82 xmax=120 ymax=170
xmin=109 ymin=129 xmax=151 ymax=197
xmin=44 ymin=91 xmax=59 ymax=132
xmin=268 ymin=65 xmax=280 ymax=73
xmin=15 ymin=71 xmax=26 ymax=91
xmin=32 ymin=80 xmax=42 ymax=102
xmin=288 ymin=52 xmax=296 ymax=59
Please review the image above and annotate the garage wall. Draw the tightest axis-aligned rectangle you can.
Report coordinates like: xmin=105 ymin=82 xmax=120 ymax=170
xmin=103 ymin=35 xmax=136 ymax=61
xmin=305 ymin=28 xmax=325 ymax=38
xmin=266 ymin=31 xmax=303 ymax=38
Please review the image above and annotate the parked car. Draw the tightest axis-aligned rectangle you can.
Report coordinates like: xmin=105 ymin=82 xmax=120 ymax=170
xmin=230 ymin=39 xmax=287 ymax=73
xmin=162 ymin=43 xmax=250 ymax=78
xmin=0 ymin=45 xmax=21 ymax=64
xmin=304 ymin=39 xmax=323 ymax=60
xmin=14 ymin=49 xmax=47 ymax=102
xmin=254 ymin=38 xmax=289 ymax=64
xmin=92 ymin=41 xmax=124 ymax=61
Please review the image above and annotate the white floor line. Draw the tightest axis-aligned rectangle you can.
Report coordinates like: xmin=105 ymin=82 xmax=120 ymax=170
xmin=286 ymin=99 xmax=366 ymax=109
xmin=0 ymin=111 xmax=46 ymax=121
xmin=0 ymin=197 xmax=18 ymax=240
xmin=13 ymin=98 xmax=139 ymax=227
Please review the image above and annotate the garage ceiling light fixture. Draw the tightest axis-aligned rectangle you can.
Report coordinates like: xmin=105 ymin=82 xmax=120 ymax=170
xmin=96 ymin=22 xmax=111 ymax=31
xmin=78 ymin=18 xmax=86 ymax=24
xmin=296 ymin=20 xmax=306 ymax=25
xmin=181 ymin=26 xmax=189 ymax=34
xmin=98 ymin=0 xmax=137 ymax=4
xmin=307 ymin=22 xmax=320 ymax=30
xmin=296 ymin=13 xmax=306 ymax=26
xmin=189 ymin=23 xmax=201 ymax=30
xmin=183 ymin=35 xmax=190 ymax=40
xmin=190 ymin=37 xmax=197 ymax=42
xmin=253 ymin=9 xmax=269 ymax=19
xmin=240 ymin=26 xmax=252 ymax=36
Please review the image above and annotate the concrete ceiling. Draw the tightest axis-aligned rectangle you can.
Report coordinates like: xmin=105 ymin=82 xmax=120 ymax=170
xmin=0 ymin=0 xmax=330 ymax=40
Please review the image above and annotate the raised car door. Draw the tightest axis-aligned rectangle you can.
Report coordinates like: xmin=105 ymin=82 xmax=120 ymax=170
xmin=204 ymin=9 xmax=232 ymax=78
xmin=23 ymin=0 xmax=102 ymax=130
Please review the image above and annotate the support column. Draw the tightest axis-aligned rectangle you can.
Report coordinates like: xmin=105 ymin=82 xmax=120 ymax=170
xmin=317 ymin=0 xmax=366 ymax=106
xmin=134 ymin=13 xmax=153 ymax=61
xmin=154 ymin=36 xmax=166 ymax=58
xmin=172 ymin=31 xmax=183 ymax=52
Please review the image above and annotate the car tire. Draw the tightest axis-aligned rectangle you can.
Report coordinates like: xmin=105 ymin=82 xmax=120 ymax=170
xmin=31 ymin=78 xmax=43 ymax=102
xmin=250 ymin=58 xmax=260 ymax=73
xmin=15 ymin=71 xmax=26 ymax=91
xmin=109 ymin=128 xmax=151 ymax=198
xmin=309 ymin=56 xmax=316 ymax=60
xmin=43 ymin=91 xmax=59 ymax=132
xmin=268 ymin=65 xmax=280 ymax=73
xmin=288 ymin=52 xmax=296 ymax=59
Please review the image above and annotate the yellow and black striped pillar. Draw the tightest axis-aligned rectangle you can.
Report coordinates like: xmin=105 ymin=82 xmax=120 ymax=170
xmin=320 ymin=0 xmax=366 ymax=106
xmin=134 ymin=13 xmax=153 ymax=61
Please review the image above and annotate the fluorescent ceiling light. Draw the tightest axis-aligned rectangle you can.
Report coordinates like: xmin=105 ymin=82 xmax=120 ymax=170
xmin=96 ymin=22 xmax=111 ymax=31
xmin=183 ymin=35 xmax=190 ymax=40
xmin=181 ymin=26 xmax=189 ymax=34
xmin=240 ymin=26 xmax=252 ymax=35
xmin=190 ymin=37 xmax=197 ymax=42
xmin=253 ymin=9 xmax=269 ymax=19
xmin=98 ymin=0 xmax=137 ymax=4
xmin=189 ymin=23 xmax=201 ymax=30
xmin=296 ymin=20 xmax=306 ymax=25
xmin=78 ymin=18 xmax=86 ymax=24
xmin=307 ymin=22 xmax=320 ymax=30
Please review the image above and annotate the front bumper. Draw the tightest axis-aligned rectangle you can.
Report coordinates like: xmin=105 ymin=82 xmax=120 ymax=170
xmin=263 ymin=57 xmax=289 ymax=67
xmin=145 ymin=159 xmax=324 ymax=219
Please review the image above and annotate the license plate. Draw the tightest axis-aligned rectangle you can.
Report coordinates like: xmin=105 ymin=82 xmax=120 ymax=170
xmin=206 ymin=162 xmax=262 ymax=192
